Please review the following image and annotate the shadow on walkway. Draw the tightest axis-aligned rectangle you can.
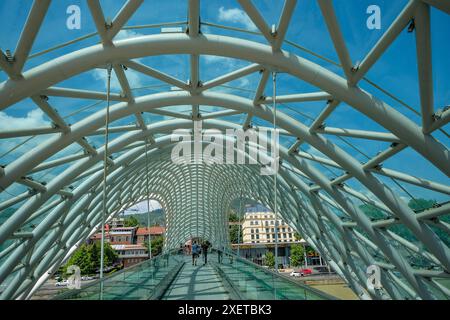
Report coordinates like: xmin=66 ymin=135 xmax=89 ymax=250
xmin=162 ymin=255 xmax=230 ymax=300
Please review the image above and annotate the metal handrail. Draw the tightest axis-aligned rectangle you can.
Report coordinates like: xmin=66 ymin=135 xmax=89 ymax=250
xmin=53 ymin=249 xmax=181 ymax=300
xmin=213 ymin=248 xmax=337 ymax=300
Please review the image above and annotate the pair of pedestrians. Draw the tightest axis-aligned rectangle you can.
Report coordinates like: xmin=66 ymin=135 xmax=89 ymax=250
xmin=191 ymin=241 xmax=210 ymax=266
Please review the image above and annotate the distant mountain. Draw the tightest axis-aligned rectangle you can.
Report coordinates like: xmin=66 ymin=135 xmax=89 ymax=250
xmin=123 ymin=208 xmax=165 ymax=227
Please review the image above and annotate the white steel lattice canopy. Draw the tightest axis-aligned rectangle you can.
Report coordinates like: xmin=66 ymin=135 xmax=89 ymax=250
xmin=0 ymin=0 xmax=449 ymax=300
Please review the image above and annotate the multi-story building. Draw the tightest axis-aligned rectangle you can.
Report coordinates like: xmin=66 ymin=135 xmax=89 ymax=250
xmin=241 ymin=208 xmax=297 ymax=244
xmin=111 ymin=244 xmax=148 ymax=268
xmin=89 ymin=225 xmax=165 ymax=269
xmin=136 ymin=226 xmax=165 ymax=244
xmin=89 ymin=224 xmax=110 ymax=243
xmin=109 ymin=217 xmax=125 ymax=228
xmin=108 ymin=227 xmax=136 ymax=245
xmin=230 ymin=205 xmax=328 ymax=268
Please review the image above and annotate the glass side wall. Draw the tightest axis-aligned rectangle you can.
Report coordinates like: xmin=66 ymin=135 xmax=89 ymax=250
xmin=54 ymin=250 xmax=183 ymax=300
xmin=54 ymin=248 xmax=333 ymax=300
xmin=212 ymin=249 xmax=334 ymax=300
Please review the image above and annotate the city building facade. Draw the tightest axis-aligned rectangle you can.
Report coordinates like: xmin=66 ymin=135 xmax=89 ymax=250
xmin=111 ymin=244 xmax=149 ymax=268
xmin=241 ymin=207 xmax=297 ymax=244
xmin=230 ymin=205 xmax=326 ymax=269
xmin=136 ymin=226 xmax=165 ymax=244
xmin=109 ymin=227 xmax=137 ymax=245
xmin=88 ymin=224 xmax=165 ymax=268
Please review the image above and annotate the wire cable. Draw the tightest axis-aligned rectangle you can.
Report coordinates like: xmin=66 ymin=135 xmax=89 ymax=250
xmin=272 ymin=71 xmax=279 ymax=274
xmin=99 ymin=64 xmax=112 ymax=300
xmin=145 ymin=139 xmax=152 ymax=259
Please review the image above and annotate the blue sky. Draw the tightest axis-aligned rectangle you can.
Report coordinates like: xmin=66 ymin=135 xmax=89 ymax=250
xmin=0 ymin=0 xmax=448 ymax=205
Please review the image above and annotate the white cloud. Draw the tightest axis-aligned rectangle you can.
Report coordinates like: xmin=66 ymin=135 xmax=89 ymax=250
xmin=202 ymin=55 xmax=253 ymax=91
xmin=0 ymin=109 xmax=82 ymax=167
xmin=239 ymin=77 xmax=250 ymax=87
xmin=203 ymin=55 xmax=241 ymax=68
xmin=115 ymin=29 xmax=142 ymax=40
xmin=0 ymin=109 xmax=52 ymax=170
xmin=218 ymin=7 xmax=257 ymax=31
xmin=92 ymin=67 xmax=143 ymax=92
xmin=125 ymin=199 xmax=162 ymax=213
xmin=203 ymin=55 xmax=245 ymax=73
xmin=0 ymin=109 xmax=49 ymax=130
xmin=203 ymin=55 xmax=226 ymax=64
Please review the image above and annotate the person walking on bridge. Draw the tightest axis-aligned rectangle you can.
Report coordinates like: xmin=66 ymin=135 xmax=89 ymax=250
xmin=192 ymin=241 xmax=200 ymax=266
xmin=201 ymin=241 xmax=210 ymax=265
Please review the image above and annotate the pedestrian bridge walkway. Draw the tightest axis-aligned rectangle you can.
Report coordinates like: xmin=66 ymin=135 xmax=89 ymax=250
xmin=53 ymin=250 xmax=334 ymax=300
xmin=161 ymin=257 xmax=230 ymax=300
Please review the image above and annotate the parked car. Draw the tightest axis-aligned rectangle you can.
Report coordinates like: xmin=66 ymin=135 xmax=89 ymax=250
xmin=290 ymin=270 xmax=302 ymax=277
xmin=81 ymin=276 xmax=94 ymax=281
xmin=290 ymin=268 xmax=313 ymax=277
xmin=312 ymin=266 xmax=331 ymax=274
xmin=300 ymin=268 xmax=313 ymax=276
xmin=55 ymin=280 xmax=69 ymax=287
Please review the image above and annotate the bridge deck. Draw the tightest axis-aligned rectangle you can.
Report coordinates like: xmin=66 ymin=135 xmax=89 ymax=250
xmin=162 ymin=255 xmax=230 ymax=300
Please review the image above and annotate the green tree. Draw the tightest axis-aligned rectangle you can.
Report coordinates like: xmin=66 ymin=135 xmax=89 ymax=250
xmin=63 ymin=242 xmax=118 ymax=276
xmin=264 ymin=251 xmax=275 ymax=269
xmin=123 ymin=215 xmax=139 ymax=227
xmin=64 ymin=244 xmax=92 ymax=275
xmin=359 ymin=204 xmax=386 ymax=220
xmin=228 ymin=210 xmax=242 ymax=244
xmin=228 ymin=212 xmax=239 ymax=222
xmin=89 ymin=242 xmax=99 ymax=271
xmin=433 ymin=215 xmax=450 ymax=247
xmin=144 ymin=236 xmax=165 ymax=257
xmin=103 ymin=242 xmax=118 ymax=266
xmin=229 ymin=225 xmax=242 ymax=244
xmin=290 ymin=244 xmax=304 ymax=267
xmin=358 ymin=198 xmax=444 ymax=244
xmin=408 ymin=198 xmax=436 ymax=212
xmin=360 ymin=198 xmax=436 ymax=219
xmin=305 ymin=246 xmax=315 ymax=256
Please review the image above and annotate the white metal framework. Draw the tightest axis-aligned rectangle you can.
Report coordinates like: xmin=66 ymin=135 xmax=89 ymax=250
xmin=0 ymin=0 xmax=449 ymax=300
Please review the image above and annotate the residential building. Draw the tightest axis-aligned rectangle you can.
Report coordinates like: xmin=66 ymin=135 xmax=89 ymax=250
xmin=109 ymin=217 xmax=125 ymax=228
xmin=111 ymin=244 xmax=148 ymax=268
xmin=88 ymin=224 xmax=110 ymax=243
xmin=229 ymin=205 xmax=325 ymax=269
xmin=136 ymin=226 xmax=165 ymax=244
xmin=241 ymin=208 xmax=298 ymax=244
xmin=109 ymin=227 xmax=136 ymax=245
xmin=88 ymin=224 xmax=166 ymax=269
